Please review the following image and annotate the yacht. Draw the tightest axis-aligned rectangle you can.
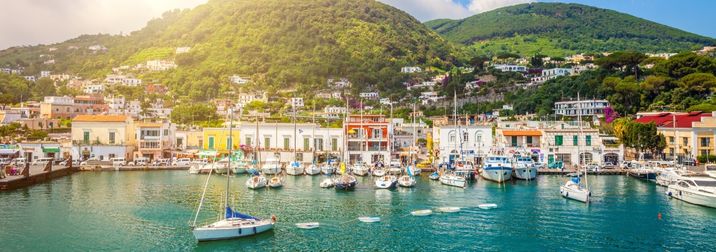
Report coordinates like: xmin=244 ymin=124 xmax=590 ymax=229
xmin=285 ymin=161 xmax=304 ymax=176
xmin=705 ymin=164 xmax=716 ymax=178
xmin=261 ymin=156 xmax=282 ymax=175
xmin=352 ymin=162 xmax=370 ymax=176
xmin=398 ymin=165 xmax=417 ymax=187
xmin=666 ymin=177 xmax=716 ymax=208
xmin=268 ymin=176 xmax=284 ymax=188
xmin=374 ymin=175 xmax=398 ymax=189
xmin=246 ymin=175 xmax=267 ymax=189
xmin=481 ymin=155 xmax=513 ymax=183
xmin=440 ymin=173 xmax=467 ymax=188
xmin=335 ymin=174 xmax=357 ymax=191
xmin=305 ymin=163 xmax=321 ymax=175
xmin=513 ymin=156 xmax=537 ymax=180
xmin=656 ymin=168 xmax=689 ymax=187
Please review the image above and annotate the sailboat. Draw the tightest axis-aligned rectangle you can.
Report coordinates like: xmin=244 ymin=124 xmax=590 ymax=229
xmin=321 ymin=161 xmax=336 ymax=175
xmin=398 ymin=103 xmax=418 ymax=188
xmin=305 ymin=114 xmax=321 ymax=175
xmin=268 ymin=175 xmax=284 ymax=188
xmin=335 ymin=101 xmax=357 ymax=191
xmin=375 ymin=174 xmax=398 ymax=189
xmin=560 ymin=93 xmax=590 ymax=203
xmin=192 ymin=110 xmax=275 ymax=241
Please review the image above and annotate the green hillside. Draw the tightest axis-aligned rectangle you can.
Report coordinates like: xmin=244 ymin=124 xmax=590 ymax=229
xmin=0 ymin=0 xmax=457 ymax=101
xmin=426 ymin=3 xmax=715 ymax=56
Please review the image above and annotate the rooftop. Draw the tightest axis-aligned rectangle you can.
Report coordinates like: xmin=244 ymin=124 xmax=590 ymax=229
xmin=634 ymin=112 xmax=711 ymax=128
xmin=73 ymin=115 xmax=129 ymax=122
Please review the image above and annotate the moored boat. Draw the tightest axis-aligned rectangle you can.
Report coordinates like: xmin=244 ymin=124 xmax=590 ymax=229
xmin=513 ymin=156 xmax=537 ymax=180
xmin=440 ymin=173 xmax=467 ymax=188
xmin=429 ymin=171 xmax=440 ymax=180
xmin=246 ymin=175 xmax=267 ymax=189
xmin=261 ymin=156 xmax=282 ymax=175
xmin=560 ymin=177 xmax=590 ymax=203
xmin=666 ymin=177 xmax=716 ymax=208
xmin=481 ymin=155 xmax=513 ymax=183
xmin=305 ymin=164 xmax=321 ymax=175
xmin=268 ymin=176 xmax=284 ymax=188
xmin=410 ymin=209 xmax=432 ymax=216
xmin=375 ymin=175 xmax=398 ymax=189
xmin=321 ymin=162 xmax=336 ymax=175
xmin=286 ymin=161 xmax=304 ymax=176
xmin=352 ymin=162 xmax=369 ymax=176
xmin=320 ymin=178 xmax=335 ymax=188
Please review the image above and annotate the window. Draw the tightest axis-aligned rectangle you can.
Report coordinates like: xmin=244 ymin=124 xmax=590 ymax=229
xmin=164 ymin=129 xmax=169 ymax=136
xmin=701 ymin=137 xmax=711 ymax=147
xmin=109 ymin=132 xmax=116 ymax=144
xmin=332 ymin=138 xmax=338 ymax=151
xmin=304 ymin=138 xmax=310 ymax=150
xmin=555 ymin=135 xmax=563 ymax=146
xmin=227 ymin=137 xmax=233 ymax=150
xmin=449 ymin=131 xmax=456 ymax=143
xmin=511 ymin=136 xmax=518 ymax=147
xmin=246 ymin=137 xmax=252 ymax=146
xmin=83 ymin=131 xmax=90 ymax=144
xmin=283 ymin=137 xmax=290 ymax=150
xmin=463 ymin=132 xmax=469 ymax=142
xmin=177 ymin=138 xmax=183 ymax=147
xmin=373 ymin=129 xmax=382 ymax=139
xmin=315 ymin=138 xmax=324 ymax=151
xmin=669 ymin=136 xmax=674 ymax=144
xmin=586 ymin=135 xmax=591 ymax=146
xmin=683 ymin=137 xmax=688 ymax=147
xmin=573 ymin=135 xmax=578 ymax=146
xmin=208 ymin=136 xmax=215 ymax=149
xmin=264 ymin=137 xmax=270 ymax=149
xmin=526 ymin=136 xmax=533 ymax=145
xmin=475 ymin=133 xmax=482 ymax=145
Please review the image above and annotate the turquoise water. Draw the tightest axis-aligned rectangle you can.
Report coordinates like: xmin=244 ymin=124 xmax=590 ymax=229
xmin=1 ymin=171 xmax=715 ymax=251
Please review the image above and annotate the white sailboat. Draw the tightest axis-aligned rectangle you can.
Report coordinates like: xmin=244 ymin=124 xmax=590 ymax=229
xmin=246 ymin=175 xmax=267 ymax=189
xmin=375 ymin=175 xmax=398 ymax=189
xmin=352 ymin=162 xmax=370 ymax=176
xmin=560 ymin=93 xmax=590 ymax=203
xmin=304 ymin=109 xmax=321 ymax=176
xmin=440 ymin=173 xmax=467 ymax=188
xmin=305 ymin=163 xmax=321 ymax=175
xmin=399 ymin=103 xmax=418 ymax=188
xmin=261 ymin=156 xmax=281 ymax=175
xmin=321 ymin=162 xmax=336 ymax=175
xmin=268 ymin=175 xmax=284 ymax=188
xmin=192 ymin=110 xmax=274 ymax=241
xmin=286 ymin=106 xmax=304 ymax=176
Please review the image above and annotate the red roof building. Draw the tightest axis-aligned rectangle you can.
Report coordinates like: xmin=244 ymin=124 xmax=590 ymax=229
xmin=635 ymin=112 xmax=711 ymax=128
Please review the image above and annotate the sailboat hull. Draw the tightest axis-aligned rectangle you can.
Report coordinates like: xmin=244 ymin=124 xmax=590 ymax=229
xmin=560 ymin=184 xmax=590 ymax=203
xmin=193 ymin=219 xmax=274 ymax=241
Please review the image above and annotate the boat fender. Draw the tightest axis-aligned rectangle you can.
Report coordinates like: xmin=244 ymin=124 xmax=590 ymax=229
xmin=667 ymin=191 xmax=672 ymax=197
xmin=271 ymin=215 xmax=277 ymax=223
xmin=253 ymin=226 xmax=257 ymax=234
xmin=238 ymin=228 xmax=242 ymax=235
xmin=565 ymin=192 xmax=569 ymax=197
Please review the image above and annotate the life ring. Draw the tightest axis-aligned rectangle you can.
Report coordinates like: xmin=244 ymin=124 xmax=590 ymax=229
xmin=271 ymin=215 xmax=277 ymax=223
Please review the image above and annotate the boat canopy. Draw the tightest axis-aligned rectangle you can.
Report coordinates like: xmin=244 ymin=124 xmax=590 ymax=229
xmin=571 ymin=177 xmax=580 ymax=184
xmin=225 ymin=207 xmax=260 ymax=220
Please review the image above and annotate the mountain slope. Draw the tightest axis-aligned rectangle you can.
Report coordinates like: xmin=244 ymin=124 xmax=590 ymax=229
xmin=0 ymin=0 xmax=457 ymax=101
xmin=426 ymin=3 xmax=715 ymax=56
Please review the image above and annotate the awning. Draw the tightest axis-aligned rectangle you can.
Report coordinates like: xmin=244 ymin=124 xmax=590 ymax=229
xmin=502 ymin=130 xmax=542 ymax=136
xmin=42 ymin=147 xmax=60 ymax=153
xmin=0 ymin=149 xmax=19 ymax=155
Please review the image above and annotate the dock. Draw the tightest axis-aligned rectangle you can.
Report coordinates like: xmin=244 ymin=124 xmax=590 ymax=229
xmin=0 ymin=162 xmax=78 ymax=191
xmin=79 ymin=165 xmax=190 ymax=171
xmin=538 ymin=168 xmax=628 ymax=175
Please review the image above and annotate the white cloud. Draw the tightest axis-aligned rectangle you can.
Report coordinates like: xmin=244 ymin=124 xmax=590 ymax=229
xmin=379 ymin=0 xmax=534 ymax=21
xmin=467 ymin=0 xmax=534 ymax=13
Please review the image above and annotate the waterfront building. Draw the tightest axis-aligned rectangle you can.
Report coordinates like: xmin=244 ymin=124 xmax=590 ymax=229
xmin=201 ymin=127 xmax=241 ymax=155
xmin=433 ymin=124 xmax=492 ymax=165
xmin=71 ymin=115 xmax=135 ymax=161
xmin=635 ymin=111 xmax=714 ymax=161
xmin=359 ymin=92 xmax=379 ymax=100
xmin=401 ymin=66 xmax=422 ymax=73
xmin=345 ymin=114 xmax=390 ymax=164
xmin=133 ymin=121 xmax=176 ymax=160
xmin=495 ymin=128 xmax=543 ymax=160
xmin=554 ymin=99 xmax=610 ymax=118
xmin=18 ymin=141 xmax=68 ymax=162
xmin=175 ymin=129 xmax=203 ymax=151
xmin=238 ymin=123 xmax=343 ymax=163
xmin=541 ymin=122 xmax=603 ymax=166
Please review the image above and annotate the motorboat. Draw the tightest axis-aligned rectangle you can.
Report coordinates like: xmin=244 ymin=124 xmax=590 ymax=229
xmin=352 ymin=162 xmax=369 ymax=176
xmin=478 ymin=203 xmax=498 ymax=210
xmin=358 ymin=217 xmax=380 ymax=223
xmin=246 ymin=175 xmax=267 ymax=189
xmin=321 ymin=163 xmax=336 ymax=175
xmin=188 ymin=159 xmax=209 ymax=174
xmin=387 ymin=161 xmax=403 ymax=175
xmin=628 ymin=166 xmax=658 ymax=180
xmin=435 ymin=207 xmax=460 ymax=213
xmin=513 ymin=156 xmax=537 ymax=180
xmin=286 ymin=161 xmax=304 ymax=176
xmin=375 ymin=175 xmax=398 ymax=189
xmin=334 ymin=174 xmax=357 ymax=191
xmin=410 ymin=210 xmax=432 ymax=216
xmin=192 ymin=210 xmax=274 ymax=241
xmin=705 ymin=164 xmax=716 ymax=178
xmin=666 ymin=176 xmax=716 ymax=208
xmin=261 ymin=156 xmax=282 ymax=175
xmin=481 ymin=155 xmax=513 ymax=183
xmin=440 ymin=173 xmax=467 ymax=188
xmin=429 ymin=171 xmax=439 ymax=180
xmin=268 ymin=176 xmax=284 ymax=188
xmin=656 ymin=168 xmax=689 ymax=187
xmin=560 ymin=177 xmax=590 ymax=203
xmin=453 ymin=161 xmax=476 ymax=180
xmin=305 ymin=163 xmax=321 ymax=175
xmin=320 ymin=178 xmax=335 ymax=188
xmin=372 ymin=168 xmax=386 ymax=177
xmin=232 ymin=159 xmax=248 ymax=174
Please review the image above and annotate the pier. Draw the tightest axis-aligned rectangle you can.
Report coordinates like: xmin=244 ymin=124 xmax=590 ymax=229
xmin=537 ymin=168 xmax=628 ymax=175
xmin=79 ymin=165 xmax=191 ymax=171
xmin=0 ymin=161 xmax=77 ymax=191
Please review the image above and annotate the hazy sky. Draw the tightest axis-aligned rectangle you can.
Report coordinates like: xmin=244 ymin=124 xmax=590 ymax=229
xmin=1 ymin=0 xmax=714 ymax=50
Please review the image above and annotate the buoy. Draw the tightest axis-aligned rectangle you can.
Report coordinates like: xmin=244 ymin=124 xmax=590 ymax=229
xmin=658 ymin=213 xmax=662 ymax=220
xmin=271 ymin=215 xmax=277 ymax=223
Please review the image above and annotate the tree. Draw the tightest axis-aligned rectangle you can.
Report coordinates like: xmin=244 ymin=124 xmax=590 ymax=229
xmin=170 ymin=104 xmax=219 ymax=125
xmin=31 ymin=78 xmax=57 ymax=100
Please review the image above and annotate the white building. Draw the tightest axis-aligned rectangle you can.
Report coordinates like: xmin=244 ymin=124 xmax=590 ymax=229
xmin=359 ymin=92 xmax=379 ymax=100
xmin=83 ymin=84 xmax=105 ymax=94
xmin=121 ymin=78 xmax=142 ymax=86
xmin=145 ymin=60 xmax=177 ymax=71
xmin=323 ymin=106 xmax=347 ymax=119
xmin=401 ymin=66 xmax=422 ymax=73
xmin=40 ymin=71 xmax=51 ymax=78
xmin=493 ymin=64 xmax=527 ymax=72
xmin=542 ymin=68 xmax=573 ymax=79
xmin=433 ymin=125 xmax=493 ymax=165
xmin=24 ymin=76 xmax=36 ymax=82
xmin=44 ymin=96 xmax=74 ymax=105
xmin=290 ymin=97 xmax=304 ymax=108
xmin=237 ymin=123 xmax=343 ymax=163
xmin=419 ymin=91 xmax=442 ymax=105
xmin=238 ymin=92 xmax=268 ymax=105
xmin=176 ymin=47 xmax=191 ymax=54
xmin=229 ymin=75 xmax=250 ymax=85
xmin=105 ymin=96 xmax=126 ymax=115
xmin=88 ymin=45 xmax=107 ymax=52
xmin=406 ymin=81 xmax=437 ymax=91
xmin=554 ymin=99 xmax=610 ymax=117
xmin=328 ymin=78 xmax=351 ymax=88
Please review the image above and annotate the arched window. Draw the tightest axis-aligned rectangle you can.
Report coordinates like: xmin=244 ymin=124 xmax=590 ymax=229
xmin=475 ymin=132 xmax=482 ymax=145
xmin=448 ymin=130 xmax=456 ymax=143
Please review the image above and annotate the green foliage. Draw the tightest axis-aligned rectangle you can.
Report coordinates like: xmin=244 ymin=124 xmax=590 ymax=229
xmin=31 ymin=78 xmax=57 ymax=100
xmin=427 ymin=3 xmax=715 ymax=55
xmin=697 ymin=155 xmax=716 ymax=163
xmin=170 ymin=103 xmax=219 ymax=125
xmin=0 ymin=73 xmax=31 ymax=104
xmin=619 ymin=121 xmax=666 ymax=155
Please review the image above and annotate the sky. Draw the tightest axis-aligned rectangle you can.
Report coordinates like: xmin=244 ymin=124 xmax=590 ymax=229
xmin=0 ymin=0 xmax=714 ymax=50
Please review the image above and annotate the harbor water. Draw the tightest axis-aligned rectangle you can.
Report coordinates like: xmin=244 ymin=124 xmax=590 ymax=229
xmin=1 ymin=171 xmax=715 ymax=251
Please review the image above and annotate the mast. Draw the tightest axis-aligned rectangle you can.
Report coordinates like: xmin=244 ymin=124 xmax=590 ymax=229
xmin=411 ymin=103 xmax=416 ymax=168
xmin=453 ymin=90 xmax=458 ymax=165
xmin=577 ymin=93 xmax=587 ymax=191
xmin=360 ymin=99 xmax=364 ymax=164
xmin=293 ymin=102 xmax=297 ymax=163
xmin=312 ymin=104 xmax=316 ymax=164
xmin=224 ymin=109 xmax=233 ymax=218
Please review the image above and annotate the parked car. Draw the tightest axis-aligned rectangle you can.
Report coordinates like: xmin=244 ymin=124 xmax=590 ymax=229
xmin=153 ymin=158 xmax=171 ymax=166
xmin=80 ymin=157 xmax=99 ymax=166
xmin=32 ymin=157 xmax=54 ymax=166
xmin=173 ymin=158 xmax=192 ymax=166
xmin=134 ymin=157 xmax=149 ymax=166
xmin=111 ymin=157 xmax=127 ymax=166
xmin=586 ymin=163 xmax=600 ymax=172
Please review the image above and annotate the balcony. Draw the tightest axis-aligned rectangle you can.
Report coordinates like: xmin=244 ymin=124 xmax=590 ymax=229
xmin=139 ymin=140 xmax=163 ymax=150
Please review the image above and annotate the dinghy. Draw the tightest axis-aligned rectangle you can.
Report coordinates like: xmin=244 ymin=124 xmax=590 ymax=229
xmin=410 ymin=209 xmax=433 ymax=216
xmin=429 ymin=172 xmax=440 ymax=180
xmin=320 ymin=178 xmax=335 ymax=188
xmin=295 ymin=222 xmax=320 ymax=229
xmin=246 ymin=175 xmax=267 ymax=189
xmin=268 ymin=176 xmax=284 ymax=188
xmin=435 ymin=207 xmax=461 ymax=213
xmin=358 ymin=217 xmax=381 ymax=223
xmin=478 ymin=203 xmax=498 ymax=210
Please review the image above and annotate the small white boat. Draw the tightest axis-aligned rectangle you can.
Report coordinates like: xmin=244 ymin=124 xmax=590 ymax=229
xmin=667 ymin=176 xmax=716 ymax=208
xmin=261 ymin=157 xmax=282 ymax=175
xmin=375 ymin=175 xmax=398 ymax=189
xmin=372 ymin=168 xmax=386 ymax=177
xmin=513 ymin=156 xmax=537 ymax=180
xmin=188 ymin=159 xmax=209 ymax=174
xmin=481 ymin=155 xmax=513 ymax=183
xmin=429 ymin=172 xmax=440 ymax=180
xmin=560 ymin=177 xmax=590 ymax=203
xmin=656 ymin=168 xmax=686 ymax=187
xmin=268 ymin=176 xmax=284 ymax=188
xmin=321 ymin=163 xmax=336 ymax=175
xmin=410 ymin=209 xmax=433 ymax=216
xmin=246 ymin=175 xmax=267 ymax=189
xmin=398 ymin=175 xmax=416 ymax=187
xmin=352 ymin=163 xmax=369 ymax=176
xmin=320 ymin=178 xmax=335 ymax=188
xmin=440 ymin=173 xmax=466 ymax=188
xmin=286 ymin=161 xmax=304 ymax=176
xmin=435 ymin=207 xmax=461 ymax=213
xmin=295 ymin=222 xmax=320 ymax=229
xmin=478 ymin=203 xmax=498 ymax=210
xmin=232 ymin=161 xmax=248 ymax=174
xmin=305 ymin=164 xmax=321 ymax=175
xmin=358 ymin=217 xmax=380 ymax=223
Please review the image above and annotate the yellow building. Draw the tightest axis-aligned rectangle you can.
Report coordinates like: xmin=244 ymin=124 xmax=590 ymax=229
xmin=71 ymin=115 xmax=135 ymax=161
xmin=202 ymin=128 xmax=240 ymax=154
xmin=638 ymin=112 xmax=715 ymax=160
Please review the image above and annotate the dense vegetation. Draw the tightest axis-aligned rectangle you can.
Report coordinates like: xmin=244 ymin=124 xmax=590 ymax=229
xmin=506 ymin=52 xmax=716 ymax=116
xmin=0 ymin=0 xmax=458 ymax=102
xmin=426 ymin=3 xmax=715 ymax=57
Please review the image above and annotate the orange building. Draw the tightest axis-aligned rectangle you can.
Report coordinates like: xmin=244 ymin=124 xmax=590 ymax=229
xmin=344 ymin=114 xmax=390 ymax=164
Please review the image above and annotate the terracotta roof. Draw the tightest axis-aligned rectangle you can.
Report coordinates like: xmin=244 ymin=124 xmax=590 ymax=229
xmin=502 ymin=130 xmax=542 ymax=136
xmin=73 ymin=115 xmax=128 ymax=122
xmin=634 ymin=112 xmax=710 ymax=128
